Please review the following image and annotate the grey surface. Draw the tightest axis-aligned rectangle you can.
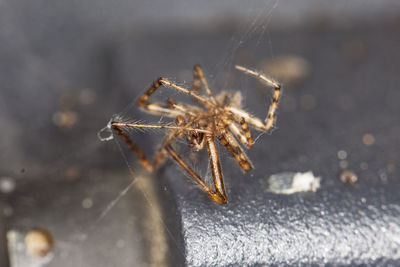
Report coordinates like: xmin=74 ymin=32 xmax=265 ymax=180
xmin=1 ymin=0 xmax=400 ymax=266
xmin=156 ymin=24 xmax=400 ymax=265
xmin=176 ymin=186 xmax=400 ymax=266
xmin=125 ymin=24 xmax=400 ymax=265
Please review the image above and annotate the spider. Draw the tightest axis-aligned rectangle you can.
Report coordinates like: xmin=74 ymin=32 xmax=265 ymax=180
xmin=109 ymin=64 xmax=282 ymax=204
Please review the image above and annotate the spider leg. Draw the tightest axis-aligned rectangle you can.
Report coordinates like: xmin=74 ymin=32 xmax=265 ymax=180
xmin=166 ymin=98 xmax=205 ymax=117
xmin=239 ymin=118 xmax=254 ymax=146
xmin=192 ymin=65 xmax=201 ymax=95
xmin=137 ymin=79 xmax=187 ymax=117
xmin=111 ymin=120 xmax=211 ymax=172
xmin=111 ymin=121 xmax=211 ymax=134
xmin=164 ymin=144 xmax=227 ymax=205
xmin=217 ymin=127 xmax=254 ymax=171
xmin=159 ymin=78 xmax=216 ymax=108
xmin=112 ymin=126 xmax=154 ymax=172
xmin=151 ymin=128 xmax=181 ymax=170
xmin=192 ymin=64 xmax=217 ymax=104
xmin=138 ymin=75 xmax=216 ymax=116
xmin=205 ymin=134 xmax=228 ymax=204
xmin=234 ymin=65 xmax=282 ymax=131
xmin=225 ymin=118 xmax=254 ymax=148
xmin=153 ymin=114 xmax=210 ymax=168
xmin=225 ymin=107 xmax=267 ymax=131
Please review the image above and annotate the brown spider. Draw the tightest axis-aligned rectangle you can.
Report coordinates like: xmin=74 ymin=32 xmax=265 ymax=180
xmin=109 ymin=64 xmax=282 ymax=204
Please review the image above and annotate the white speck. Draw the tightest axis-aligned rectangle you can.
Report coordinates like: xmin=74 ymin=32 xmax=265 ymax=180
xmin=378 ymin=169 xmax=388 ymax=183
xmin=82 ymin=198 xmax=93 ymax=209
xmin=0 ymin=177 xmax=16 ymax=194
xmin=337 ymin=150 xmax=347 ymax=160
xmin=268 ymin=171 xmax=321 ymax=194
xmin=361 ymin=197 xmax=366 ymax=203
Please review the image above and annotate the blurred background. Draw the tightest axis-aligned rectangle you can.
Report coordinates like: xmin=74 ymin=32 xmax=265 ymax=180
xmin=0 ymin=0 xmax=400 ymax=266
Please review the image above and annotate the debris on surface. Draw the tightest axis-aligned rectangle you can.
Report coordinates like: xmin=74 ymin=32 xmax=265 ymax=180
xmin=340 ymin=170 xmax=358 ymax=184
xmin=7 ymin=229 xmax=54 ymax=267
xmin=362 ymin=133 xmax=375 ymax=146
xmin=268 ymin=171 xmax=321 ymax=194
xmin=25 ymin=228 xmax=54 ymax=258
xmin=52 ymin=110 xmax=78 ymax=128
xmin=0 ymin=176 xmax=16 ymax=194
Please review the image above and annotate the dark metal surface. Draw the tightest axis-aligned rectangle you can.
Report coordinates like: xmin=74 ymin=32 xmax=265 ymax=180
xmin=154 ymin=25 xmax=400 ymax=265
xmin=1 ymin=1 xmax=400 ymax=266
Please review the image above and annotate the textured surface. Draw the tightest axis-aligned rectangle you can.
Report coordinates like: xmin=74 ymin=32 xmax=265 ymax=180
xmin=158 ymin=25 xmax=400 ymax=265
xmin=169 ymin=175 xmax=400 ymax=266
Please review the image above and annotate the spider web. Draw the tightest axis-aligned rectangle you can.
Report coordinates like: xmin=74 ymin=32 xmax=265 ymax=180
xmin=1 ymin=0 xmax=281 ymax=265
xmin=95 ymin=0 xmax=280 ymax=265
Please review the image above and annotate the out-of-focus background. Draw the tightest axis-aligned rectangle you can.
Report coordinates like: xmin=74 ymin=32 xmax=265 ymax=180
xmin=1 ymin=1 xmax=400 ymax=266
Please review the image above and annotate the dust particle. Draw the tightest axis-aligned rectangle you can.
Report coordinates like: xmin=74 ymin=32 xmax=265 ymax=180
xmin=340 ymin=170 xmax=358 ymax=184
xmin=52 ymin=110 xmax=78 ymax=128
xmin=0 ymin=176 xmax=16 ymax=194
xmin=82 ymin=198 xmax=93 ymax=209
xmin=362 ymin=133 xmax=375 ymax=146
xmin=337 ymin=150 xmax=347 ymax=160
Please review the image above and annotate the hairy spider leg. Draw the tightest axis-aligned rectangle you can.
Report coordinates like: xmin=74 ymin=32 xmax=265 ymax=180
xmin=111 ymin=119 xmax=210 ymax=172
xmin=192 ymin=64 xmax=217 ymax=104
xmin=217 ymin=127 xmax=253 ymax=171
xmin=111 ymin=122 xmax=211 ymax=133
xmin=205 ymin=133 xmax=228 ymax=204
xmin=225 ymin=119 xmax=253 ymax=148
xmin=192 ymin=65 xmax=201 ymax=95
xmin=166 ymin=98 xmax=205 ymax=117
xmin=138 ymin=78 xmax=187 ymax=118
xmin=239 ymin=118 xmax=254 ymax=147
xmin=164 ymin=144 xmax=227 ymax=204
xmin=233 ymin=65 xmax=282 ymax=131
xmin=112 ymin=126 xmax=154 ymax=172
xmin=159 ymin=78 xmax=216 ymax=109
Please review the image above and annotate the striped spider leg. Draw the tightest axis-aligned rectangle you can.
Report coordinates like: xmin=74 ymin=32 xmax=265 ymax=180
xmin=109 ymin=64 xmax=282 ymax=204
xmin=226 ymin=65 xmax=282 ymax=132
xmin=111 ymin=119 xmax=211 ymax=172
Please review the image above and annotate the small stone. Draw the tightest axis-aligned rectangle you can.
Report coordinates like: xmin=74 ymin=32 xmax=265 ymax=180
xmin=25 ymin=228 xmax=54 ymax=257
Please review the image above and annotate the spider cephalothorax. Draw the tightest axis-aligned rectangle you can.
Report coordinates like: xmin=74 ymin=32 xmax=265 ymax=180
xmin=109 ymin=64 xmax=281 ymax=204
